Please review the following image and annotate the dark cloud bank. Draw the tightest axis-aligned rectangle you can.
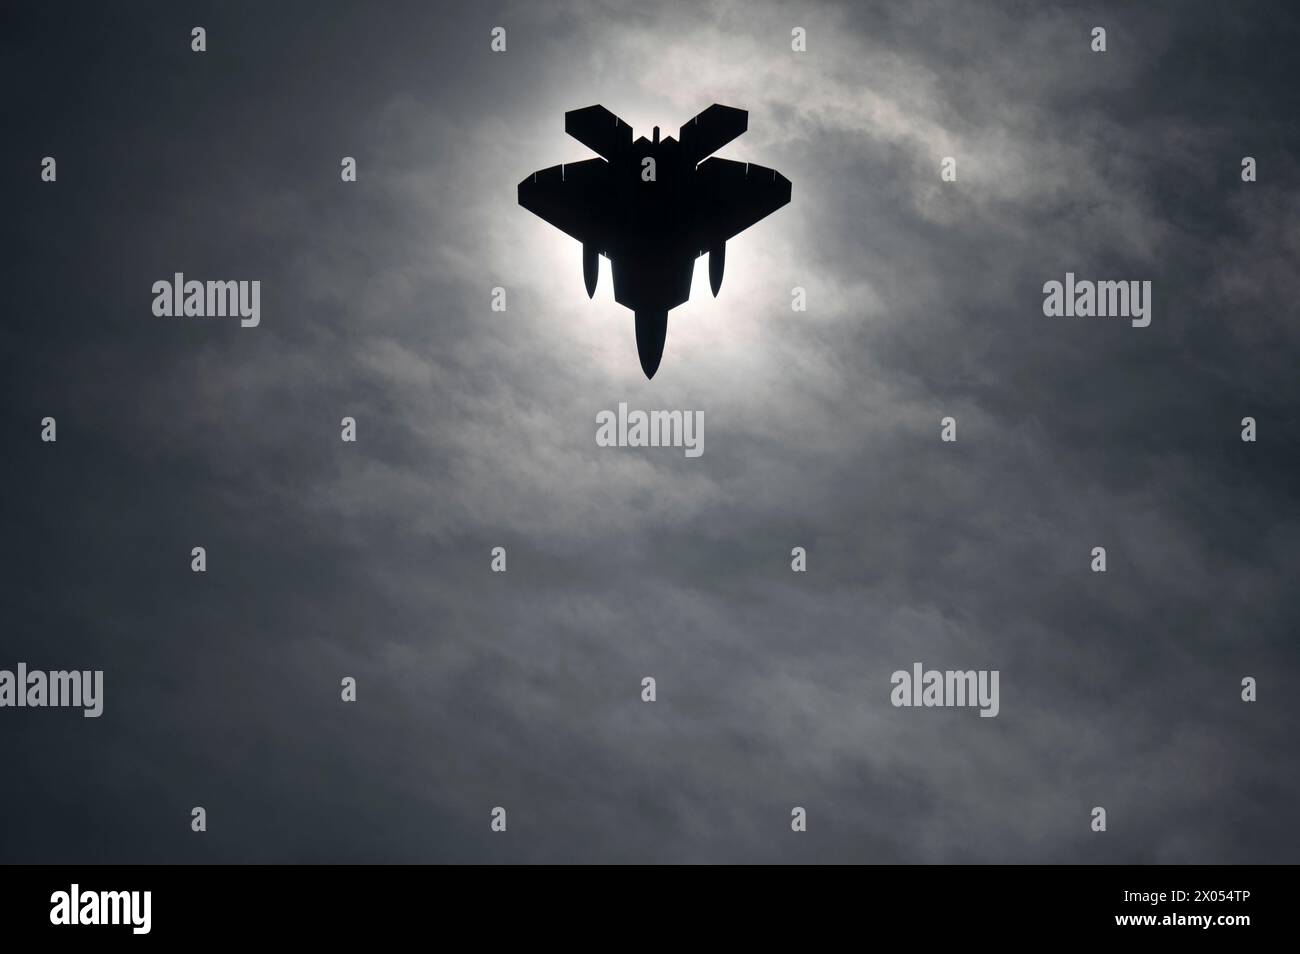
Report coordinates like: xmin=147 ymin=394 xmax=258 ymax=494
xmin=2 ymin=0 xmax=1298 ymax=863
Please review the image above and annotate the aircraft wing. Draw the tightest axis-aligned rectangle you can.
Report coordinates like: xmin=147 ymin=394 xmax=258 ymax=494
xmin=691 ymin=157 xmax=792 ymax=251
xmin=518 ymin=158 xmax=612 ymax=251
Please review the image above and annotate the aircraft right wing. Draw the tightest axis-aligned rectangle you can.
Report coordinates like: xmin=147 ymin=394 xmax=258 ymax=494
xmin=517 ymin=157 xmax=613 ymax=251
xmin=691 ymin=157 xmax=792 ymax=250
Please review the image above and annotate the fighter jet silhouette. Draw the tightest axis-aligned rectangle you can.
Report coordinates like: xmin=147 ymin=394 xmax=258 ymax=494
xmin=519 ymin=104 xmax=792 ymax=378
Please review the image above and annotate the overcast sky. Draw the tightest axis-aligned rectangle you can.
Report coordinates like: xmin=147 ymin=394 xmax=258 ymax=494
xmin=2 ymin=0 xmax=1298 ymax=863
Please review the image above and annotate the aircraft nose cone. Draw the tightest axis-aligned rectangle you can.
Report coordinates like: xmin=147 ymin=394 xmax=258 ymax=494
xmin=634 ymin=310 xmax=668 ymax=380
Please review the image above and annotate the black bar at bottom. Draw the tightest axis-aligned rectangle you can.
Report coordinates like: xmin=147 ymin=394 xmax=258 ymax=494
xmin=0 ymin=864 xmax=1278 ymax=941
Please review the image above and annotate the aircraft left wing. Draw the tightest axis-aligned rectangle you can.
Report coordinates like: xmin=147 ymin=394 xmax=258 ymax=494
xmin=518 ymin=158 xmax=612 ymax=251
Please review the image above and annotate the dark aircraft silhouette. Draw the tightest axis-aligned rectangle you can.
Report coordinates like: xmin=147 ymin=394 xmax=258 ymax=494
xmin=519 ymin=104 xmax=792 ymax=378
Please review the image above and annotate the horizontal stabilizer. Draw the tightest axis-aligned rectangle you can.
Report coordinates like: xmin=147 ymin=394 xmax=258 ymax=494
xmin=679 ymin=104 xmax=748 ymax=164
xmin=566 ymin=105 xmax=632 ymax=160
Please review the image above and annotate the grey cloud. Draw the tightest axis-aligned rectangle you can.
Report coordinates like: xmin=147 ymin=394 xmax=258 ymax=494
xmin=1 ymin=0 xmax=1297 ymax=863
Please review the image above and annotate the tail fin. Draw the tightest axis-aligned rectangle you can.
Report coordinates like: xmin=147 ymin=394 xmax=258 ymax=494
xmin=634 ymin=310 xmax=668 ymax=379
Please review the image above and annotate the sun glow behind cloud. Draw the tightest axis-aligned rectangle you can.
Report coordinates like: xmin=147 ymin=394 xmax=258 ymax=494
xmin=332 ymin=0 xmax=1163 ymax=542
xmin=318 ymin=0 xmax=933 ymax=543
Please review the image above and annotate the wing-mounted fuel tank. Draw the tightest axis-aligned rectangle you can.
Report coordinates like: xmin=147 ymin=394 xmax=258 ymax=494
xmin=708 ymin=243 xmax=725 ymax=296
xmin=583 ymin=243 xmax=599 ymax=298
